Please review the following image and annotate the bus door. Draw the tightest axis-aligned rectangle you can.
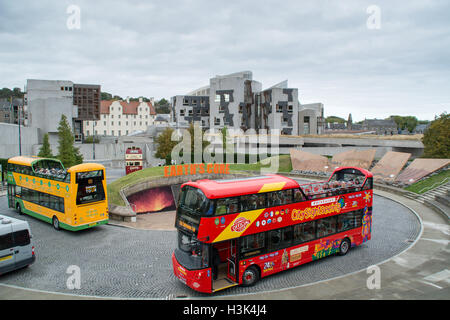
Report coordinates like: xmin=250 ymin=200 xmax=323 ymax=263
xmin=212 ymin=240 xmax=238 ymax=292
xmin=7 ymin=185 xmax=15 ymax=209
xmin=227 ymin=239 xmax=237 ymax=282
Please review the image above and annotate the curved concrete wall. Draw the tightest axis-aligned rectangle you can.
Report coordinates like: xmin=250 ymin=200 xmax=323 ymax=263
xmin=109 ymin=173 xmax=250 ymax=221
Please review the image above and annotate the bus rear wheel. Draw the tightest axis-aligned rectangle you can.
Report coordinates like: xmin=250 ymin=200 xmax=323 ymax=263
xmin=242 ymin=266 xmax=259 ymax=287
xmin=52 ymin=216 xmax=60 ymax=231
xmin=338 ymin=238 xmax=351 ymax=256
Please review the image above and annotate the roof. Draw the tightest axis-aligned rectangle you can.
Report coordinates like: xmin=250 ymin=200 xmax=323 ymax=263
xmin=155 ymin=115 xmax=169 ymax=122
xmin=68 ymin=162 xmax=106 ymax=173
xmin=8 ymin=156 xmax=62 ymax=167
xmin=100 ymin=100 xmax=156 ymax=115
xmin=182 ymin=174 xmax=300 ymax=199
xmin=0 ymin=214 xmax=29 ymax=230
xmin=100 ymin=100 xmax=113 ymax=114
xmin=363 ymin=119 xmax=396 ymax=127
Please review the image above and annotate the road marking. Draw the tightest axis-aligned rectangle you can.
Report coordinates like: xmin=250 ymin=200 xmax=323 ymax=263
xmin=423 ymin=269 xmax=450 ymax=284
xmin=419 ymin=280 xmax=443 ymax=289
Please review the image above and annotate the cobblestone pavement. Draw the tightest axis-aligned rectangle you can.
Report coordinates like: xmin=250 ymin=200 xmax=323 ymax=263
xmin=0 ymin=192 xmax=421 ymax=299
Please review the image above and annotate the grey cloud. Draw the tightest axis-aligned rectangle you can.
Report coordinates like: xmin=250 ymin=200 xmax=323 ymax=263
xmin=0 ymin=0 xmax=448 ymax=120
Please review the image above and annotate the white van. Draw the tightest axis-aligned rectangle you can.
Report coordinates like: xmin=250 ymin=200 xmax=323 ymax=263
xmin=0 ymin=214 xmax=35 ymax=276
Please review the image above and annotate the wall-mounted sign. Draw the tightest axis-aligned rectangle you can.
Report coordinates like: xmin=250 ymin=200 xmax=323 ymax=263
xmin=164 ymin=163 xmax=230 ymax=177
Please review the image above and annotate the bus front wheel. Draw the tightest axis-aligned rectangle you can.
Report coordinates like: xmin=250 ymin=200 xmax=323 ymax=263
xmin=242 ymin=266 xmax=259 ymax=287
xmin=338 ymin=238 xmax=351 ymax=256
xmin=52 ymin=216 xmax=60 ymax=231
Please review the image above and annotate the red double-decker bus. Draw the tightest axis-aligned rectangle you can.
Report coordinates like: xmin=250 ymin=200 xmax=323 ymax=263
xmin=125 ymin=147 xmax=143 ymax=175
xmin=172 ymin=167 xmax=373 ymax=293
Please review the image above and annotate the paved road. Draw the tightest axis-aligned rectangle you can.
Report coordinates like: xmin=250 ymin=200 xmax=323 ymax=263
xmin=0 ymin=193 xmax=421 ymax=299
xmin=105 ymin=167 xmax=126 ymax=184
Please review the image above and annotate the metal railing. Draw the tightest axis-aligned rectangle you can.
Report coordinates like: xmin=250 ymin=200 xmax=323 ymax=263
xmin=418 ymin=177 xmax=450 ymax=194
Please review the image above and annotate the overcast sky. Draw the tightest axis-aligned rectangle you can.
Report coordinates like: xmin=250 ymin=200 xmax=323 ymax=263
xmin=0 ymin=0 xmax=449 ymax=121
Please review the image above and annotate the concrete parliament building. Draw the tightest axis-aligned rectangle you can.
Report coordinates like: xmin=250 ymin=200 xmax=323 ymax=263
xmin=171 ymin=71 xmax=325 ymax=136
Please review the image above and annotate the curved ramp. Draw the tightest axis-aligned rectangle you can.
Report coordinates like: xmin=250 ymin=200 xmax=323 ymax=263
xmin=395 ymin=158 xmax=450 ymax=185
xmin=289 ymin=149 xmax=330 ymax=172
xmin=372 ymin=151 xmax=411 ymax=182
xmin=329 ymin=149 xmax=376 ymax=171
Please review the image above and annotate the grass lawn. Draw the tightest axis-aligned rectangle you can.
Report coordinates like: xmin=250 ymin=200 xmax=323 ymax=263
xmin=107 ymin=154 xmax=292 ymax=206
xmin=404 ymin=170 xmax=450 ymax=194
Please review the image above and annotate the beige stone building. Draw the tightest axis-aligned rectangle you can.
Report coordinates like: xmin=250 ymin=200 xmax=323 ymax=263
xmin=83 ymin=98 xmax=156 ymax=137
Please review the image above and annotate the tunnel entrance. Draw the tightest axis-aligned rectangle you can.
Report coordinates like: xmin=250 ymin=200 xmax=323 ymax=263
xmin=127 ymin=186 xmax=176 ymax=214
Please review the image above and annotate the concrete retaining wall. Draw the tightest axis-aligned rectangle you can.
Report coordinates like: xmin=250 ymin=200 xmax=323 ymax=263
xmin=109 ymin=173 xmax=251 ymax=221
xmin=0 ymin=123 xmax=39 ymax=158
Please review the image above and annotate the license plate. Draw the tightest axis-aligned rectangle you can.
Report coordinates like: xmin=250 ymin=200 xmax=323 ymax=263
xmin=0 ymin=255 xmax=12 ymax=262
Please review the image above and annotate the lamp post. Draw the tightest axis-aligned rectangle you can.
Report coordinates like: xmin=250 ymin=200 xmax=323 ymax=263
xmin=92 ymin=120 xmax=96 ymax=160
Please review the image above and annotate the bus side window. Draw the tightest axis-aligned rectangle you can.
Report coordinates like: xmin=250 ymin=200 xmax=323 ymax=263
xmin=293 ymin=189 xmax=305 ymax=202
xmin=241 ymin=194 xmax=265 ymax=211
xmin=293 ymin=221 xmax=315 ymax=244
xmin=240 ymin=233 xmax=265 ymax=258
xmin=363 ymin=177 xmax=373 ymax=190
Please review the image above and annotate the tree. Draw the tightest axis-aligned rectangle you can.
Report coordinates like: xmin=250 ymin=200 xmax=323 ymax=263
xmin=422 ymin=113 xmax=450 ymax=158
xmin=155 ymin=98 xmax=171 ymax=114
xmin=389 ymin=115 xmax=418 ymax=132
xmin=38 ymin=133 xmax=53 ymax=158
xmin=155 ymin=127 xmax=178 ymax=164
xmin=56 ymin=114 xmax=83 ymax=167
xmin=325 ymin=116 xmax=346 ymax=123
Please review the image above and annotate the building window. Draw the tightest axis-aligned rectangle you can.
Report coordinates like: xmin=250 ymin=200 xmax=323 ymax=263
xmin=111 ymin=130 xmax=114 ymax=136
xmin=224 ymin=94 xmax=230 ymax=102
xmin=215 ymin=94 xmax=220 ymax=102
xmin=118 ymin=130 xmax=121 ymax=136
xmin=276 ymin=104 xmax=283 ymax=113
xmin=214 ymin=117 xmax=220 ymax=125
xmin=111 ymin=121 xmax=114 ymax=126
xmin=180 ymin=109 xmax=185 ymax=116
xmin=118 ymin=121 xmax=121 ymax=126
